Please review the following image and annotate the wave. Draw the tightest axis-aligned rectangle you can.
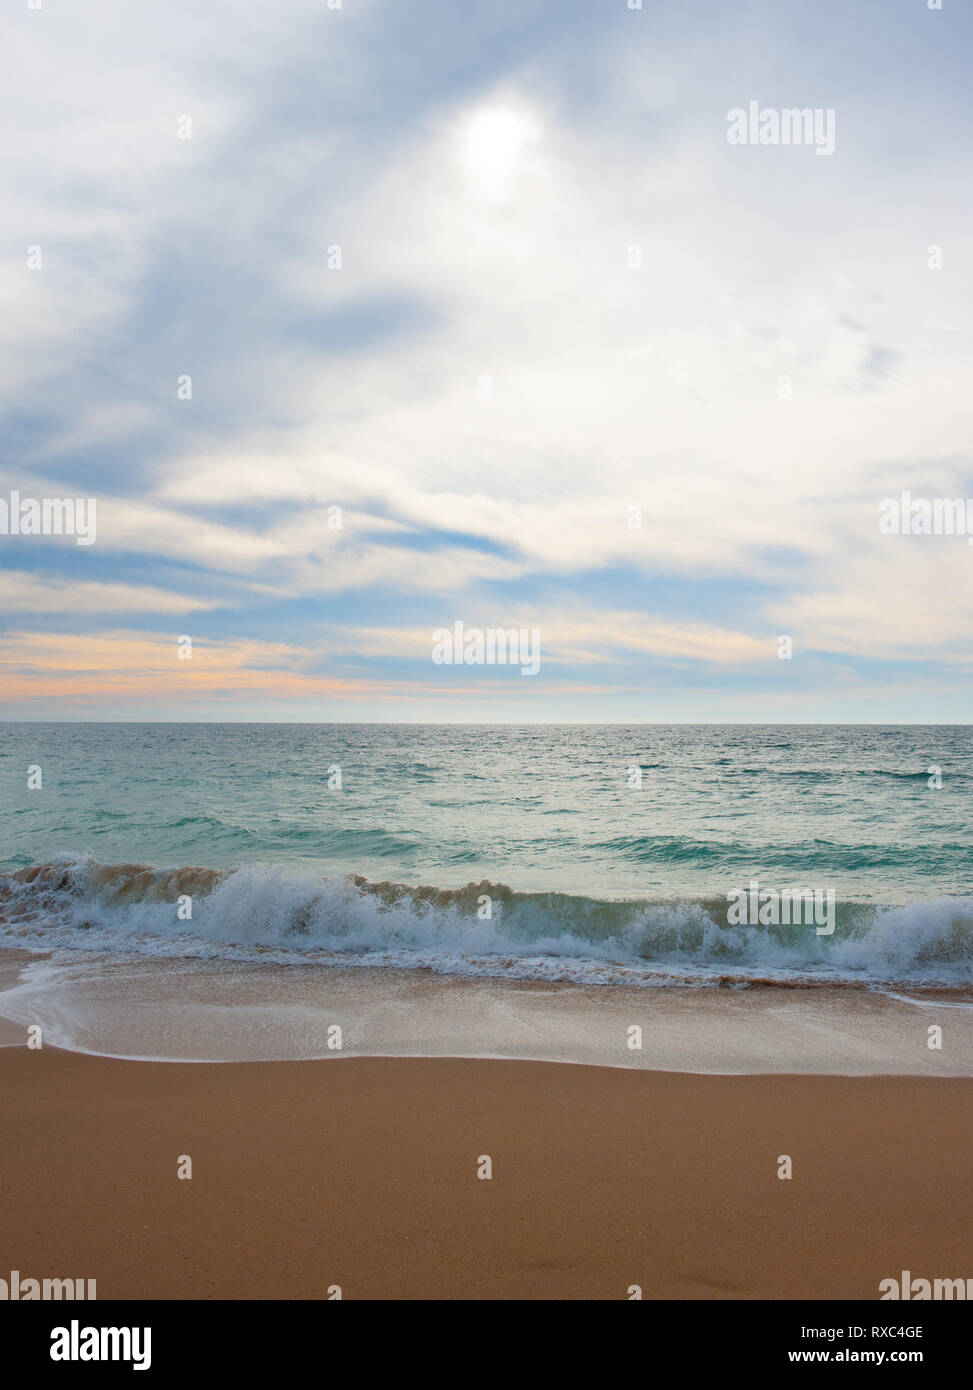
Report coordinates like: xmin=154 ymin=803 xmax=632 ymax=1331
xmin=1 ymin=855 xmax=972 ymax=994
xmin=591 ymin=834 xmax=968 ymax=873
xmin=718 ymin=767 xmax=966 ymax=781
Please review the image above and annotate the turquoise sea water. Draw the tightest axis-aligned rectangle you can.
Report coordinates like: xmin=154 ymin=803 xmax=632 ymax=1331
xmin=1 ymin=723 xmax=972 ymax=990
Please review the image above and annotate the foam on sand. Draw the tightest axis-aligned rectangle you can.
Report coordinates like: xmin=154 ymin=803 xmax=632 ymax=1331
xmin=0 ymin=948 xmax=970 ymax=1073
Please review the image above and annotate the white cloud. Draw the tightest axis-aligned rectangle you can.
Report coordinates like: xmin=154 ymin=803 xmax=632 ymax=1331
xmin=0 ymin=569 xmax=214 ymax=616
xmin=2 ymin=0 xmax=972 ymax=699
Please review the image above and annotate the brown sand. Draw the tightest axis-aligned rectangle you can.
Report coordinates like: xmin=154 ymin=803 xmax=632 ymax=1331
xmin=0 ymin=1045 xmax=969 ymax=1300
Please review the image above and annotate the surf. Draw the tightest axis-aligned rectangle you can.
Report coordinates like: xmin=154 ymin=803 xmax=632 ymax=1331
xmin=1 ymin=855 xmax=972 ymax=995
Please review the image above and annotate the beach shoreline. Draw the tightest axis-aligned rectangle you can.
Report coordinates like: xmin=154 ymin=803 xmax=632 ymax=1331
xmin=0 ymin=944 xmax=970 ymax=1072
xmin=1 ymin=1043 xmax=970 ymax=1300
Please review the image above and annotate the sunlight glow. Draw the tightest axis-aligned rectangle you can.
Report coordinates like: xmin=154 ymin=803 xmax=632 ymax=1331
xmin=464 ymin=106 xmax=529 ymax=190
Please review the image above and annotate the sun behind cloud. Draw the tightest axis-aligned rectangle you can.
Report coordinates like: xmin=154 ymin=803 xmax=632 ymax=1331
xmin=462 ymin=103 xmax=535 ymax=195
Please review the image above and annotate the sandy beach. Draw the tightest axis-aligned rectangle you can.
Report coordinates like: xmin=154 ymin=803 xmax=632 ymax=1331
xmin=1 ymin=1042 xmax=969 ymax=1300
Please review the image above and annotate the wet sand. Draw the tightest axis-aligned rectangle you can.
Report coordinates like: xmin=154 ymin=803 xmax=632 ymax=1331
xmin=1 ymin=948 xmax=970 ymax=1072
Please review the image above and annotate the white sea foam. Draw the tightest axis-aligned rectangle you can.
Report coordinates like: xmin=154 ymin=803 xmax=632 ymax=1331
xmin=1 ymin=855 xmax=971 ymax=993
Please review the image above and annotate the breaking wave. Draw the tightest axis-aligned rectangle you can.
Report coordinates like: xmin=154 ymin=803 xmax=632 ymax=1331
xmin=1 ymin=855 xmax=972 ymax=993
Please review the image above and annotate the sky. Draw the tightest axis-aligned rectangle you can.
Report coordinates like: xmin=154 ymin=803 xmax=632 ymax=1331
xmin=1 ymin=0 xmax=971 ymax=722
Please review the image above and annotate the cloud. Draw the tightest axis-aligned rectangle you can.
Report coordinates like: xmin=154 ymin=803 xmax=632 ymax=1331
xmin=0 ymin=630 xmax=388 ymax=703
xmin=2 ymin=1 xmax=973 ymax=716
xmin=0 ymin=569 xmax=215 ymax=616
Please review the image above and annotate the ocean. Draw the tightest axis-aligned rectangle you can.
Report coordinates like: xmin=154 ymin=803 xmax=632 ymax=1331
xmin=1 ymin=723 xmax=971 ymax=1065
